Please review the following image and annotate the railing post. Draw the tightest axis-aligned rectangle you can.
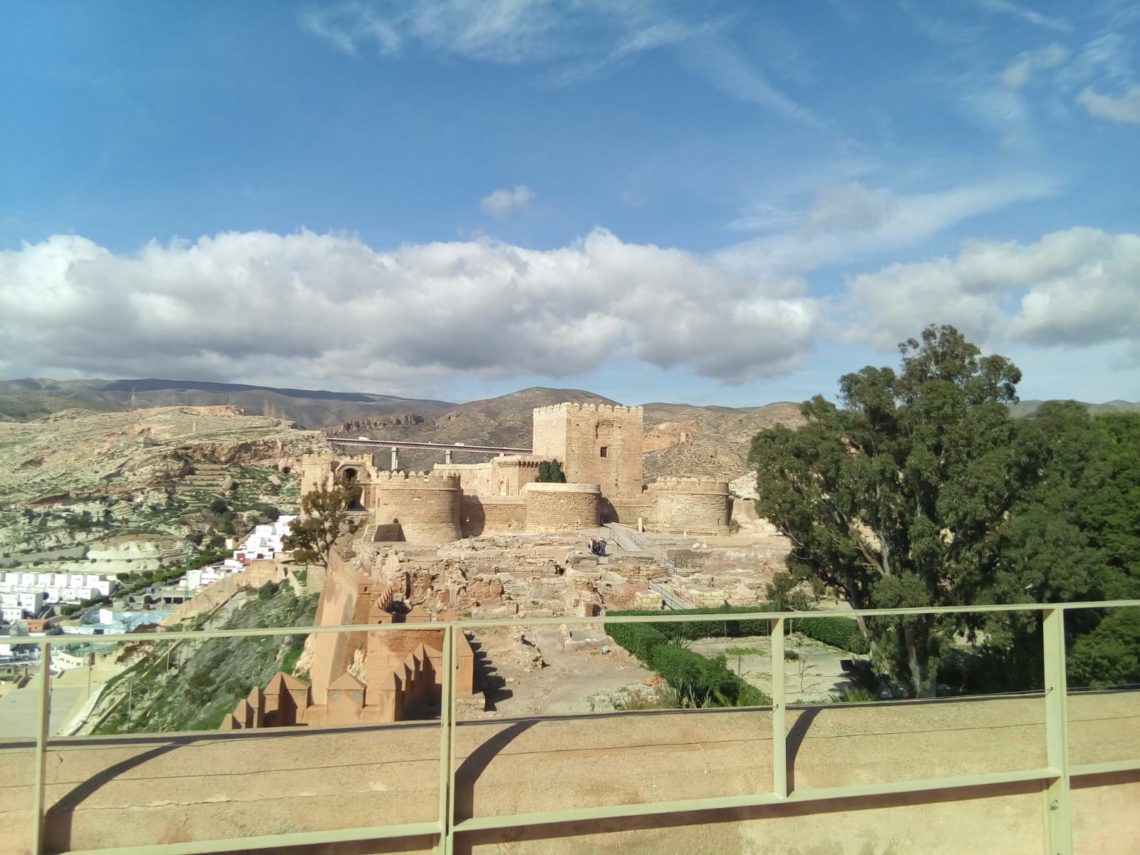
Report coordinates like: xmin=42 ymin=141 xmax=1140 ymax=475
xmin=32 ymin=641 xmax=52 ymax=855
xmin=1042 ymin=607 xmax=1072 ymax=855
xmin=438 ymin=623 xmax=455 ymax=855
xmin=771 ymin=617 xmax=787 ymax=799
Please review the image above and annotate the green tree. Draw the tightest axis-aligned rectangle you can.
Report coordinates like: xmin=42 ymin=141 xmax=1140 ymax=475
xmin=536 ymin=459 xmax=566 ymax=483
xmin=749 ymin=325 xmax=1027 ymax=696
xmin=283 ymin=479 xmax=362 ymax=565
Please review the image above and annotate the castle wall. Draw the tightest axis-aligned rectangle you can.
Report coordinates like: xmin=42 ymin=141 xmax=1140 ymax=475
xmin=607 ymin=497 xmax=655 ymax=528
xmin=461 ymin=496 xmax=528 ymax=537
xmin=432 ymin=462 xmax=495 ymax=497
xmin=648 ymin=478 xmax=731 ymax=534
xmin=532 ymin=404 xmax=643 ymax=498
xmin=525 ymin=483 xmax=601 ymax=531
xmin=371 ymin=471 xmax=463 ymax=544
xmin=307 ymin=548 xmax=361 ymax=705
xmin=300 ymin=452 xmax=377 ymax=512
xmin=433 ymin=456 xmax=541 ymax=501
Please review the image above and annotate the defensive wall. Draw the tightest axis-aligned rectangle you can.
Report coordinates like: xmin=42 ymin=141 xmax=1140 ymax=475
xmin=301 ymin=403 xmax=733 ymax=542
xmin=648 ymin=478 xmax=732 ymax=534
xmin=460 ymin=495 xmax=527 ymax=537
xmin=525 ymin=483 xmax=601 ymax=532
xmin=284 ymin=547 xmax=475 ymax=726
xmin=370 ymin=470 xmax=464 ymax=545
xmin=433 ymin=456 xmax=540 ymax=498
xmin=157 ymin=559 xmax=285 ymax=627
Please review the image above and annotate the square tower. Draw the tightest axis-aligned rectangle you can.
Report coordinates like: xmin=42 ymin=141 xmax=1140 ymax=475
xmin=531 ymin=403 xmax=643 ymax=497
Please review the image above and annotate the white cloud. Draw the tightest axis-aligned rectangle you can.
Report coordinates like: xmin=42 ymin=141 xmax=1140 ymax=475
xmin=716 ymin=174 xmax=1056 ymax=275
xmin=0 ymin=230 xmax=819 ymax=390
xmin=299 ymin=3 xmax=820 ymax=127
xmin=299 ymin=2 xmax=401 ymax=56
xmin=682 ymin=45 xmax=825 ymax=129
xmin=481 ymin=185 xmax=535 ymax=218
xmin=840 ymin=227 xmax=1140 ymax=352
xmin=1078 ymin=84 xmax=1140 ymax=123
xmin=301 ymin=0 xmax=708 ymax=66
xmin=1000 ymin=43 xmax=1069 ymax=89
xmin=978 ymin=0 xmax=1070 ymax=32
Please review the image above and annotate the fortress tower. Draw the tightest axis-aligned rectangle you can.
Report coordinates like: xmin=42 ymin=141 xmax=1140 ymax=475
xmin=531 ymin=403 xmax=643 ymax=498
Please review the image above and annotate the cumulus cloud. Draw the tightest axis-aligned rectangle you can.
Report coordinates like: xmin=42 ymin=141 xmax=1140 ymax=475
xmin=1000 ymin=43 xmax=1069 ymax=89
xmin=0 ymin=229 xmax=819 ymax=390
xmin=481 ymin=185 xmax=534 ymax=218
xmin=840 ymin=227 xmax=1140 ymax=351
xmin=1078 ymin=84 xmax=1140 ymax=123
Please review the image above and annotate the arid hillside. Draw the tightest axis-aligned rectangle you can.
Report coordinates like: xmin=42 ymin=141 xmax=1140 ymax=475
xmin=0 ymin=378 xmax=453 ymax=426
xmin=0 ymin=406 xmax=327 ymax=571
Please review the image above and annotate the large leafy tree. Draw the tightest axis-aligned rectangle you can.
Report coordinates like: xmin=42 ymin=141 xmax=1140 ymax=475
xmin=283 ymin=479 xmax=363 ymax=566
xmin=749 ymin=325 xmax=1026 ymax=696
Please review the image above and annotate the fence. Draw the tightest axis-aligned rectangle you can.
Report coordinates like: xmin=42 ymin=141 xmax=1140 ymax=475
xmin=6 ymin=599 xmax=1140 ymax=854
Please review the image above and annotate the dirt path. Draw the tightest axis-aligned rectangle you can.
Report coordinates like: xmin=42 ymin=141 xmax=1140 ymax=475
xmin=688 ymin=633 xmax=855 ymax=704
xmin=465 ymin=625 xmax=656 ymax=718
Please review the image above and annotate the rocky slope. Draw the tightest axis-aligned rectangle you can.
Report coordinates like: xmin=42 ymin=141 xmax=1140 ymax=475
xmin=0 ymin=406 xmax=328 ymax=571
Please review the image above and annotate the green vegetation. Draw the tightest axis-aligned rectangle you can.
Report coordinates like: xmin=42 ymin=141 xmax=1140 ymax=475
xmin=283 ymin=479 xmax=361 ymax=565
xmin=605 ymin=606 xmax=867 ymax=654
xmin=749 ymin=324 xmax=1140 ymax=696
xmin=536 ymin=459 xmax=566 ymax=483
xmin=604 ymin=620 xmax=768 ymax=707
xmin=94 ymin=582 xmax=317 ymax=734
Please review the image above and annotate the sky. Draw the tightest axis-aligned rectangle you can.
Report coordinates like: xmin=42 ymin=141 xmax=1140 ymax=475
xmin=1 ymin=0 xmax=1139 ymax=407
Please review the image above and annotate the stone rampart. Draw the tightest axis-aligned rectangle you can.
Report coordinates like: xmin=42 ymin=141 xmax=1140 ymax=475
xmin=606 ymin=498 xmax=655 ymax=528
xmin=371 ymin=471 xmax=462 ymax=544
xmin=460 ymin=496 xmax=527 ymax=537
xmin=649 ymin=478 xmax=731 ymax=534
xmin=307 ymin=548 xmax=362 ymax=704
xmin=157 ymin=559 xmax=286 ymax=628
xmin=525 ymin=483 xmax=601 ymax=532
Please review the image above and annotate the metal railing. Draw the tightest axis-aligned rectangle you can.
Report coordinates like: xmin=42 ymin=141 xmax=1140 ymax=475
xmin=9 ymin=599 xmax=1140 ymax=854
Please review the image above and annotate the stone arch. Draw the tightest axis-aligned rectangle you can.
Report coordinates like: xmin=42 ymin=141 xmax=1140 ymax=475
xmin=338 ymin=466 xmax=365 ymax=511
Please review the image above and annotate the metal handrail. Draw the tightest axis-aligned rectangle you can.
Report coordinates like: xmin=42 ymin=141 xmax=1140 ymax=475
xmin=12 ymin=598 xmax=1140 ymax=854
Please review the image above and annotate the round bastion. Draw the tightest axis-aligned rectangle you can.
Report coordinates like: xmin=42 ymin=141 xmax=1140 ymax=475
xmin=649 ymin=478 xmax=731 ymax=535
xmin=525 ymin=483 xmax=601 ymax=532
xmin=371 ymin=472 xmax=463 ymax=544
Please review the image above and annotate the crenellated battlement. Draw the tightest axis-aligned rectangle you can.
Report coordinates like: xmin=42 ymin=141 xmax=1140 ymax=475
xmin=649 ymin=478 xmax=730 ymax=494
xmin=371 ymin=470 xmax=460 ymax=486
xmin=533 ymin=402 xmax=644 ymax=418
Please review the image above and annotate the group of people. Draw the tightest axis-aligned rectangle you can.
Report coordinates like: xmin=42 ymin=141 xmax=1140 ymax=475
xmin=586 ymin=537 xmax=607 ymax=557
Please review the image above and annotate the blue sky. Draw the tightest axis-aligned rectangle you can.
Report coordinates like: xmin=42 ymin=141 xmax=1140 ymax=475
xmin=2 ymin=0 xmax=1138 ymax=406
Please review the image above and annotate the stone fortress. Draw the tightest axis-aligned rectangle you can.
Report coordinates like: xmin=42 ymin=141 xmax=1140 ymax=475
xmin=300 ymin=402 xmax=733 ymax=542
xmin=222 ymin=403 xmax=770 ymax=732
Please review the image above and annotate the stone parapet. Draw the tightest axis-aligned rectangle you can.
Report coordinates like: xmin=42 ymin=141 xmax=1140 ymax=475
xmin=649 ymin=478 xmax=731 ymax=534
xmin=525 ymin=483 xmax=601 ymax=532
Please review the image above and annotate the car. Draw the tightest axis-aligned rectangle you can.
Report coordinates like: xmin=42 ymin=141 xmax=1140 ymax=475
xmin=357 ymin=436 xmax=370 ymax=440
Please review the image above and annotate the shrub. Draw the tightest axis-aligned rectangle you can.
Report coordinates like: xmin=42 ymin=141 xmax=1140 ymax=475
xmin=791 ymin=616 xmax=869 ymax=653
xmin=604 ymin=620 xmax=770 ymax=708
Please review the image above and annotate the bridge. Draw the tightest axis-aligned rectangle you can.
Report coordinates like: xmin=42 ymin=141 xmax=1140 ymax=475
xmin=329 ymin=437 xmax=533 ymax=467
